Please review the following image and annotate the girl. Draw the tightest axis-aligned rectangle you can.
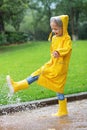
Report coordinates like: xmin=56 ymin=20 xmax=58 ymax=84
xmin=6 ymin=15 xmax=72 ymax=117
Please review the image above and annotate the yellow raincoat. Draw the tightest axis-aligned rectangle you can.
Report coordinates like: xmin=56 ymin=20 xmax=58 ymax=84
xmin=31 ymin=15 xmax=72 ymax=93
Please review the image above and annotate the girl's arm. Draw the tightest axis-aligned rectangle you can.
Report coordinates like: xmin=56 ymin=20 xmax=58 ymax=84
xmin=57 ymin=39 xmax=72 ymax=56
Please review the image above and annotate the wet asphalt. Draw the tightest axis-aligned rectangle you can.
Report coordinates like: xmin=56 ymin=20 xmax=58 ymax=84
xmin=0 ymin=99 xmax=87 ymax=130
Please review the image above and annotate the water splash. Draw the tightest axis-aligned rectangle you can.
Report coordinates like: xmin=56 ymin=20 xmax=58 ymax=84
xmin=7 ymin=92 xmax=21 ymax=105
xmin=0 ymin=82 xmax=21 ymax=105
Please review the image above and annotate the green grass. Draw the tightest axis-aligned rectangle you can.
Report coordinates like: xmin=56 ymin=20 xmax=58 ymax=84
xmin=0 ymin=40 xmax=87 ymax=105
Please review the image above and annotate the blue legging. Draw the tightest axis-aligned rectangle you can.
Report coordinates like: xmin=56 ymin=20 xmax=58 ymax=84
xmin=26 ymin=75 xmax=39 ymax=84
xmin=26 ymin=76 xmax=64 ymax=100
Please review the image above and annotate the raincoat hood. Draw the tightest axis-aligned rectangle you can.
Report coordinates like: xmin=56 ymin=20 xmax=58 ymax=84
xmin=48 ymin=15 xmax=69 ymax=41
xmin=59 ymin=15 xmax=69 ymax=36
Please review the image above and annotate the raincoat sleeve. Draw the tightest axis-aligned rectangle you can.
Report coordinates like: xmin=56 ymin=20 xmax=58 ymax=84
xmin=57 ymin=38 xmax=72 ymax=56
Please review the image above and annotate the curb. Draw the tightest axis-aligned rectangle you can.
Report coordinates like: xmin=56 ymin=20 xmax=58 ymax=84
xmin=0 ymin=92 xmax=87 ymax=115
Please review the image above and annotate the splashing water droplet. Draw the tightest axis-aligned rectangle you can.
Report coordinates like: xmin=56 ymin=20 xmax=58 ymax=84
xmin=16 ymin=98 xmax=21 ymax=104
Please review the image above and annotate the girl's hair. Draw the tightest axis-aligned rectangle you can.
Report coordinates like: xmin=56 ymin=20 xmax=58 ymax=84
xmin=50 ymin=17 xmax=63 ymax=27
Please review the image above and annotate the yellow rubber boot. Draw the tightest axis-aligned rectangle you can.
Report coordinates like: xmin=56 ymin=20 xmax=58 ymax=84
xmin=6 ymin=75 xmax=29 ymax=94
xmin=53 ymin=98 xmax=68 ymax=117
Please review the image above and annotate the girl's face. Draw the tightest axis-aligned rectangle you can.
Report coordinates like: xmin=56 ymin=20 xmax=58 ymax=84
xmin=50 ymin=21 xmax=63 ymax=36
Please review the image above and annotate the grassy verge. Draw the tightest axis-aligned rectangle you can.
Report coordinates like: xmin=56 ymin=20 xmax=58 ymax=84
xmin=0 ymin=40 xmax=87 ymax=105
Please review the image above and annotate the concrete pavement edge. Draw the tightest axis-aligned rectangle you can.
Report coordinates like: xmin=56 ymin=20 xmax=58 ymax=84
xmin=0 ymin=92 xmax=87 ymax=115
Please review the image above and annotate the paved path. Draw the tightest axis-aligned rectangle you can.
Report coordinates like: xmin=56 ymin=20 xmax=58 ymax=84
xmin=0 ymin=99 xmax=87 ymax=130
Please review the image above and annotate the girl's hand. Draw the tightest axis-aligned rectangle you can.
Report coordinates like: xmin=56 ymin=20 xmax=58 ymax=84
xmin=52 ymin=51 xmax=60 ymax=58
